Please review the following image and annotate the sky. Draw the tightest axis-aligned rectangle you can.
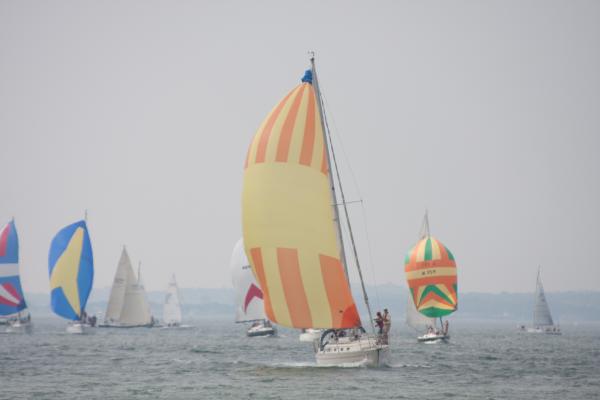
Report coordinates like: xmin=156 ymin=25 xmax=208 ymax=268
xmin=1 ymin=0 xmax=598 ymax=294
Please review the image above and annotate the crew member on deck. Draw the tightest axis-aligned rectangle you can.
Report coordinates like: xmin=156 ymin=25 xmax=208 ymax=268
xmin=382 ymin=309 xmax=391 ymax=344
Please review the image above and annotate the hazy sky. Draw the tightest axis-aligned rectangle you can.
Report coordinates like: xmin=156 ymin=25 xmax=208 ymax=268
xmin=1 ymin=1 xmax=598 ymax=294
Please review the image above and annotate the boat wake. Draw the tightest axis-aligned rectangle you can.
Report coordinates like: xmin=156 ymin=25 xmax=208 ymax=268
xmin=269 ymin=359 xmax=371 ymax=369
xmin=385 ymin=362 xmax=433 ymax=369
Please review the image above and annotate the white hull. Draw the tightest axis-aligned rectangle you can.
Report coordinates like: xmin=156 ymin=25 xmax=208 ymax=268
xmin=98 ymin=322 xmax=155 ymax=328
xmin=66 ymin=322 xmax=89 ymax=334
xmin=161 ymin=324 xmax=192 ymax=329
xmin=527 ymin=326 xmax=561 ymax=335
xmin=417 ymin=332 xmax=449 ymax=343
xmin=316 ymin=335 xmax=389 ymax=367
xmin=4 ymin=320 xmax=33 ymax=334
xmin=247 ymin=323 xmax=276 ymax=337
xmin=299 ymin=329 xmax=322 ymax=342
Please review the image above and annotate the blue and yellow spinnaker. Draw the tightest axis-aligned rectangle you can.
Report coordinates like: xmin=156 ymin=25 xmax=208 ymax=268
xmin=48 ymin=220 xmax=94 ymax=321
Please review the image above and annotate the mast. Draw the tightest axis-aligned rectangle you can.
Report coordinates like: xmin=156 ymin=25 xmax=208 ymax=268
xmin=533 ymin=266 xmax=541 ymax=326
xmin=419 ymin=210 xmax=430 ymax=239
xmin=310 ymin=55 xmax=349 ymax=282
xmin=310 ymin=55 xmax=375 ymax=333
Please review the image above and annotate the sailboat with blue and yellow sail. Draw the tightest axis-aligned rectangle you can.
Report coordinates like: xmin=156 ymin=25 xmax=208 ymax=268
xmin=242 ymin=56 xmax=388 ymax=366
xmin=404 ymin=212 xmax=457 ymax=342
xmin=1 ymin=219 xmax=32 ymax=333
xmin=48 ymin=219 xmax=94 ymax=334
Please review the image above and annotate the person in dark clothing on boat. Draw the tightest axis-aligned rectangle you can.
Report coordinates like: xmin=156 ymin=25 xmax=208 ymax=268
xmin=374 ymin=312 xmax=384 ymax=335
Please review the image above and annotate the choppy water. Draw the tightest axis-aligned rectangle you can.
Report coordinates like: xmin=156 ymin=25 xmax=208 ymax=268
xmin=1 ymin=318 xmax=599 ymax=399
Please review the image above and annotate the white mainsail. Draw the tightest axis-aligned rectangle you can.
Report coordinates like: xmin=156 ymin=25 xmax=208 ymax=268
xmin=104 ymin=248 xmax=129 ymax=323
xmin=230 ymin=238 xmax=266 ymax=323
xmin=533 ymin=269 xmax=554 ymax=327
xmin=163 ymin=274 xmax=182 ymax=325
xmin=104 ymin=248 xmax=153 ymax=327
xmin=406 ymin=293 xmax=435 ymax=331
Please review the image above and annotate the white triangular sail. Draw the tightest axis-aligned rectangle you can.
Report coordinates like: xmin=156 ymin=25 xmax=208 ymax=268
xmin=230 ymin=238 xmax=266 ymax=323
xmin=163 ymin=274 xmax=182 ymax=325
xmin=533 ymin=269 xmax=554 ymax=327
xmin=104 ymin=248 xmax=152 ymax=327
xmin=119 ymin=263 xmax=152 ymax=326
xmin=104 ymin=248 xmax=129 ymax=323
xmin=406 ymin=293 xmax=435 ymax=331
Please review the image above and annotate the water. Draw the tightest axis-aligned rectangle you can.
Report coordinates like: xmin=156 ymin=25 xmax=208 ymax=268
xmin=1 ymin=318 xmax=599 ymax=399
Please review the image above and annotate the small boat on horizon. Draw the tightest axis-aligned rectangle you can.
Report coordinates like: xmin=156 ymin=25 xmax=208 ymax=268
xmin=99 ymin=247 xmax=157 ymax=328
xmin=526 ymin=267 xmax=561 ymax=335
xmin=230 ymin=238 xmax=276 ymax=337
xmin=48 ymin=219 xmax=95 ymax=334
xmin=1 ymin=219 xmax=33 ymax=334
xmin=404 ymin=212 xmax=457 ymax=343
xmin=162 ymin=274 xmax=185 ymax=328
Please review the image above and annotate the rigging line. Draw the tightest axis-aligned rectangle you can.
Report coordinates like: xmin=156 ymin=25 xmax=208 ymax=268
xmin=359 ymin=200 xmax=382 ymax=311
xmin=320 ymin=91 xmax=381 ymax=311
xmin=333 ymin=200 xmax=363 ymax=206
xmin=318 ymin=88 xmax=375 ymax=334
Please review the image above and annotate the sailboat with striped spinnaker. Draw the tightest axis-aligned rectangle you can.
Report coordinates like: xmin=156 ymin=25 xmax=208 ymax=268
xmin=404 ymin=212 xmax=457 ymax=342
xmin=242 ymin=56 xmax=388 ymax=366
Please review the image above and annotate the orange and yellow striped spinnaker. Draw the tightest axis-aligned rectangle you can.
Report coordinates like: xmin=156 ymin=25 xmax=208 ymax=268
xmin=242 ymin=79 xmax=360 ymax=329
xmin=404 ymin=236 xmax=457 ymax=318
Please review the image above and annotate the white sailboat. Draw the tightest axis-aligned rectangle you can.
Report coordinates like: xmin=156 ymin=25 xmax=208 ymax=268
xmin=230 ymin=238 xmax=276 ymax=337
xmin=100 ymin=247 xmax=155 ymax=328
xmin=241 ymin=56 xmax=388 ymax=366
xmin=527 ymin=267 xmax=561 ymax=335
xmin=163 ymin=274 xmax=183 ymax=327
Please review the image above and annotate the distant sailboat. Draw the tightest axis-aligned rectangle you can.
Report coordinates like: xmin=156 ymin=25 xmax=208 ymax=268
xmin=242 ymin=56 xmax=388 ymax=366
xmin=404 ymin=212 xmax=457 ymax=342
xmin=230 ymin=238 xmax=276 ymax=337
xmin=527 ymin=267 xmax=561 ymax=335
xmin=1 ymin=219 xmax=32 ymax=334
xmin=100 ymin=247 xmax=155 ymax=328
xmin=163 ymin=274 xmax=183 ymax=327
xmin=48 ymin=220 xmax=94 ymax=334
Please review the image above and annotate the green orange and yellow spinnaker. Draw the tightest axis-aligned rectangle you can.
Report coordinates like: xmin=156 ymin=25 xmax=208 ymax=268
xmin=404 ymin=236 xmax=457 ymax=318
xmin=242 ymin=70 xmax=361 ymax=330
